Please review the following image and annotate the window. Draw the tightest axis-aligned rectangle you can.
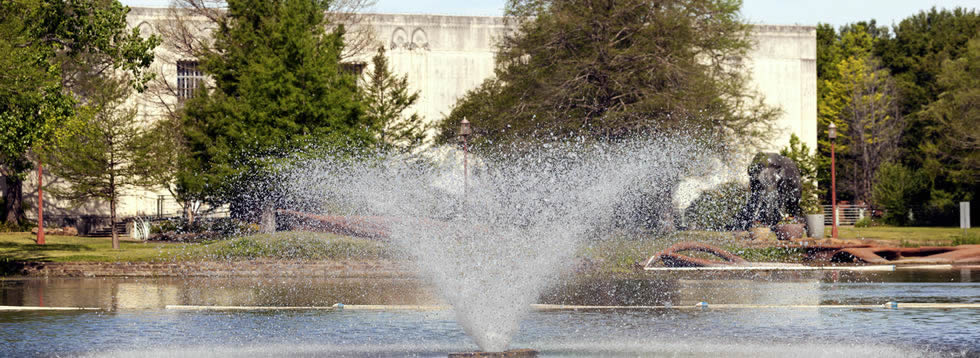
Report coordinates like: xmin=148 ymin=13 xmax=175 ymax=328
xmin=177 ymin=60 xmax=203 ymax=100
xmin=341 ymin=62 xmax=366 ymax=77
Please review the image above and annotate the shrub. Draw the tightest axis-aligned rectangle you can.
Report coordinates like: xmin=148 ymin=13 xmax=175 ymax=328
xmin=684 ymin=182 xmax=748 ymax=230
xmin=854 ymin=217 xmax=872 ymax=228
xmin=780 ymin=134 xmax=823 ymax=214
xmin=149 ymin=218 xmax=256 ymax=242
xmin=952 ymin=232 xmax=980 ymax=246
xmin=873 ymin=163 xmax=927 ymax=226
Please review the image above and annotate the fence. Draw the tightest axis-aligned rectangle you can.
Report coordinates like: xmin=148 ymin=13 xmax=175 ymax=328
xmin=822 ymin=204 xmax=868 ymax=226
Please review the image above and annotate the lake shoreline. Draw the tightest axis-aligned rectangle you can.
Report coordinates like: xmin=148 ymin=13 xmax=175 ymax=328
xmin=1 ymin=259 xmax=414 ymax=278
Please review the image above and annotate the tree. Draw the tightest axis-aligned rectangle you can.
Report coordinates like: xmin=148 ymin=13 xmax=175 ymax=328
xmin=157 ymin=0 xmax=376 ymax=64
xmin=837 ymin=54 xmax=903 ymax=206
xmin=180 ymin=0 xmax=374 ymax=231
xmin=816 ymin=23 xmax=903 ymax=207
xmin=780 ymin=134 xmax=822 ymax=214
xmin=815 ymin=23 xmax=877 ymax=202
xmin=41 ymin=77 xmax=157 ymax=249
xmin=875 ymin=8 xmax=979 ymax=166
xmin=873 ymin=162 xmax=927 ymax=226
xmin=363 ymin=46 xmax=427 ymax=154
xmin=0 ymin=2 xmax=73 ymax=226
xmin=436 ymin=0 xmax=778 ymax=149
xmin=0 ymin=0 xmax=157 ymax=226
xmin=920 ymin=36 xmax=980 ymax=204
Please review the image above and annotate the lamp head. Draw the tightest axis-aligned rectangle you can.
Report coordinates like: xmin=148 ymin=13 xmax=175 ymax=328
xmin=459 ymin=118 xmax=472 ymax=137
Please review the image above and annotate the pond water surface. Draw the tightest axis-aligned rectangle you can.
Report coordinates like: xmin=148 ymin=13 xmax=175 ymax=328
xmin=1 ymin=269 xmax=977 ymax=357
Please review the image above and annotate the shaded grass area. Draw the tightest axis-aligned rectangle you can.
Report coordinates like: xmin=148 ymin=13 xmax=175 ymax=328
xmin=0 ymin=232 xmax=391 ymax=263
xmin=838 ymin=226 xmax=980 ymax=246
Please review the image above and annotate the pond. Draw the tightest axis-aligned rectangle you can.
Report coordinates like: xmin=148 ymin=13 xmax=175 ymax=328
xmin=1 ymin=269 xmax=977 ymax=357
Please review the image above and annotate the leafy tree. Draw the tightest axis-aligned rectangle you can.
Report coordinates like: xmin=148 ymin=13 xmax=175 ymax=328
xmin=816 ymin=23 xmax=903 ymax=207
xmin=875 ymin=8 xmax=979 ymax=166
xmin=436 ymin=0 xmax=778 ymax=149
xmin=816 ymin=23 xmax=878 ymax=202
xmin=180 ymin=0 xmax=373 ymax=230
xmin=363 ymin=46 xmax=427 ymax=154
xmin=41 ymin=77 xmax=158 ymax=249
xmin=817 ymin=10 xmax=979 ymax=224
xmin=837 ymin=54 xmax=903 ymax=206
xmin=0 ymin=0 xmax=157 ymax=226
xmin=780 ymin=134 xmax=822 ymax=214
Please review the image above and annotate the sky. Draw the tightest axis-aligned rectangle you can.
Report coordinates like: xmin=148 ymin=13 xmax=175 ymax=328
xmin=121 ymin=0 xmax=979 ymax=27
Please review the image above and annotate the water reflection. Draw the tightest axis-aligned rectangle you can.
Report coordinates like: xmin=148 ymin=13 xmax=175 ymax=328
xmin=2 ymin=268 xmax=974 ymax=310
xmin=0 ymin=277 xmax=436 ymax=310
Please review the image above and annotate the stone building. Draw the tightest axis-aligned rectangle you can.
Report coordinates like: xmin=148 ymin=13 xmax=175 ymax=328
xmin=10 ymin=7 xmax=816 ymax=222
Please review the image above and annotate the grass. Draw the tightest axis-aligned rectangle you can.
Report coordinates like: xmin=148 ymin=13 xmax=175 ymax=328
xmin=837 ymin=226 xmax=980 ymax=246
xmin=186 ymin=232 xmax=393 ymax=260
xmin=0 ymin=231 xmax=390 ymax=263
xmin=577 ymin=230 xmax=807 ymax=273
xmin=5 ymin=226 xmax=975 ymax=268
xmin=0 ymin=233 xmax=190 ymax=262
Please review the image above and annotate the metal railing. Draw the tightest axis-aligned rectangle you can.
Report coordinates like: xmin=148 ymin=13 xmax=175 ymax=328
xmin=822 ymin=204 xmax=868 ymax=226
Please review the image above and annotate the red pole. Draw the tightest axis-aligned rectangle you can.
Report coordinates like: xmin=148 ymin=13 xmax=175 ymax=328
xmin=831 ymin=139 xmax=838 ymax=239
xmin=37 ymin=160 xmax=45 ymax=245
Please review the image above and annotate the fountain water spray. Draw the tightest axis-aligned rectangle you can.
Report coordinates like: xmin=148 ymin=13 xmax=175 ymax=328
xmin=285 ymin=135 xmax=718 ymax=351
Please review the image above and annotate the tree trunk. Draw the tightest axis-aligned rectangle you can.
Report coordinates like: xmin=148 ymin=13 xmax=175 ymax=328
xmin=3 ymin=175 xmax=23 ymax=226
xmin=259 ymin=202 xmax=276 ymax=234
xmin=184 ymin=203 xmax=195 ymax=225
xmin=111 ymin=195 xmax=119 ymax=250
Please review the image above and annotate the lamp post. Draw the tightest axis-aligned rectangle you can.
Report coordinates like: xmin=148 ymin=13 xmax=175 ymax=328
xmin=458 ymin=118 xmax=472 ymax=194
xmin=829 ymin=121 xmax=838 ymax=239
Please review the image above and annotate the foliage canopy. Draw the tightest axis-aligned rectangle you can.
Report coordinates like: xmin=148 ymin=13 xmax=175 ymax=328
xmin=436 ymin=0 xmax=777 ymax=150
xmin=179 ymin=0 xmax=373 ymax=218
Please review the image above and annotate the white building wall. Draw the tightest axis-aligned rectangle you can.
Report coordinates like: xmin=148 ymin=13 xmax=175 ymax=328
xmin=746 ymin=25 xmax=818 ymax=152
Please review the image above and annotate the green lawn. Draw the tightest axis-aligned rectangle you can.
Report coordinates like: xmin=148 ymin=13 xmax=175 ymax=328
xmin=4 ymin=226 xmax=975 ymax=267
xmin=837 ymin=226 xmax=980 ymax=245
xmin=0 ymin=232 xmax=390 ymax=263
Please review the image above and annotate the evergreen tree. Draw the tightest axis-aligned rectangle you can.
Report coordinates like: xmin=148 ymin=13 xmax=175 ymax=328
xmin=363 ymin=46 xmax=427 ymax=154
xmin=920 ymin=37 xmax=980 ymax=205
xmin=180 ymin=0 xmax=373 ymax=230
xmin=435 ymin=0 xmax=778 ymax=149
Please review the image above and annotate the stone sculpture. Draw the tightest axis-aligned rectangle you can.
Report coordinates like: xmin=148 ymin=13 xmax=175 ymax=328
xmin=735 ymin=152 xmax=803 ymax=229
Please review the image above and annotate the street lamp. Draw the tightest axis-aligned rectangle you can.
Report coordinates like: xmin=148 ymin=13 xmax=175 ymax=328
xmin=459 ymin=118 xmax=472 ymax=194
xmin=829 ymin=121 xmax=838 ymax=239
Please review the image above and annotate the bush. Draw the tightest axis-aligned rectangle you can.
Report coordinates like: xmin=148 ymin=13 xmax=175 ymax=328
xmin=952 ymin=232 xmax=980 ymax=246
xmin=684 ymin=182 xmax=748 ymax=230
xmin=780 ymin=134 xmax=823 ymax=214
xmin=149 ymin=218 xmax=257 ymax=242
xmin=873 ymin=163 xmax=927 ymax=226
xmin=854 ymin=217 xmax=872 ymax=228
